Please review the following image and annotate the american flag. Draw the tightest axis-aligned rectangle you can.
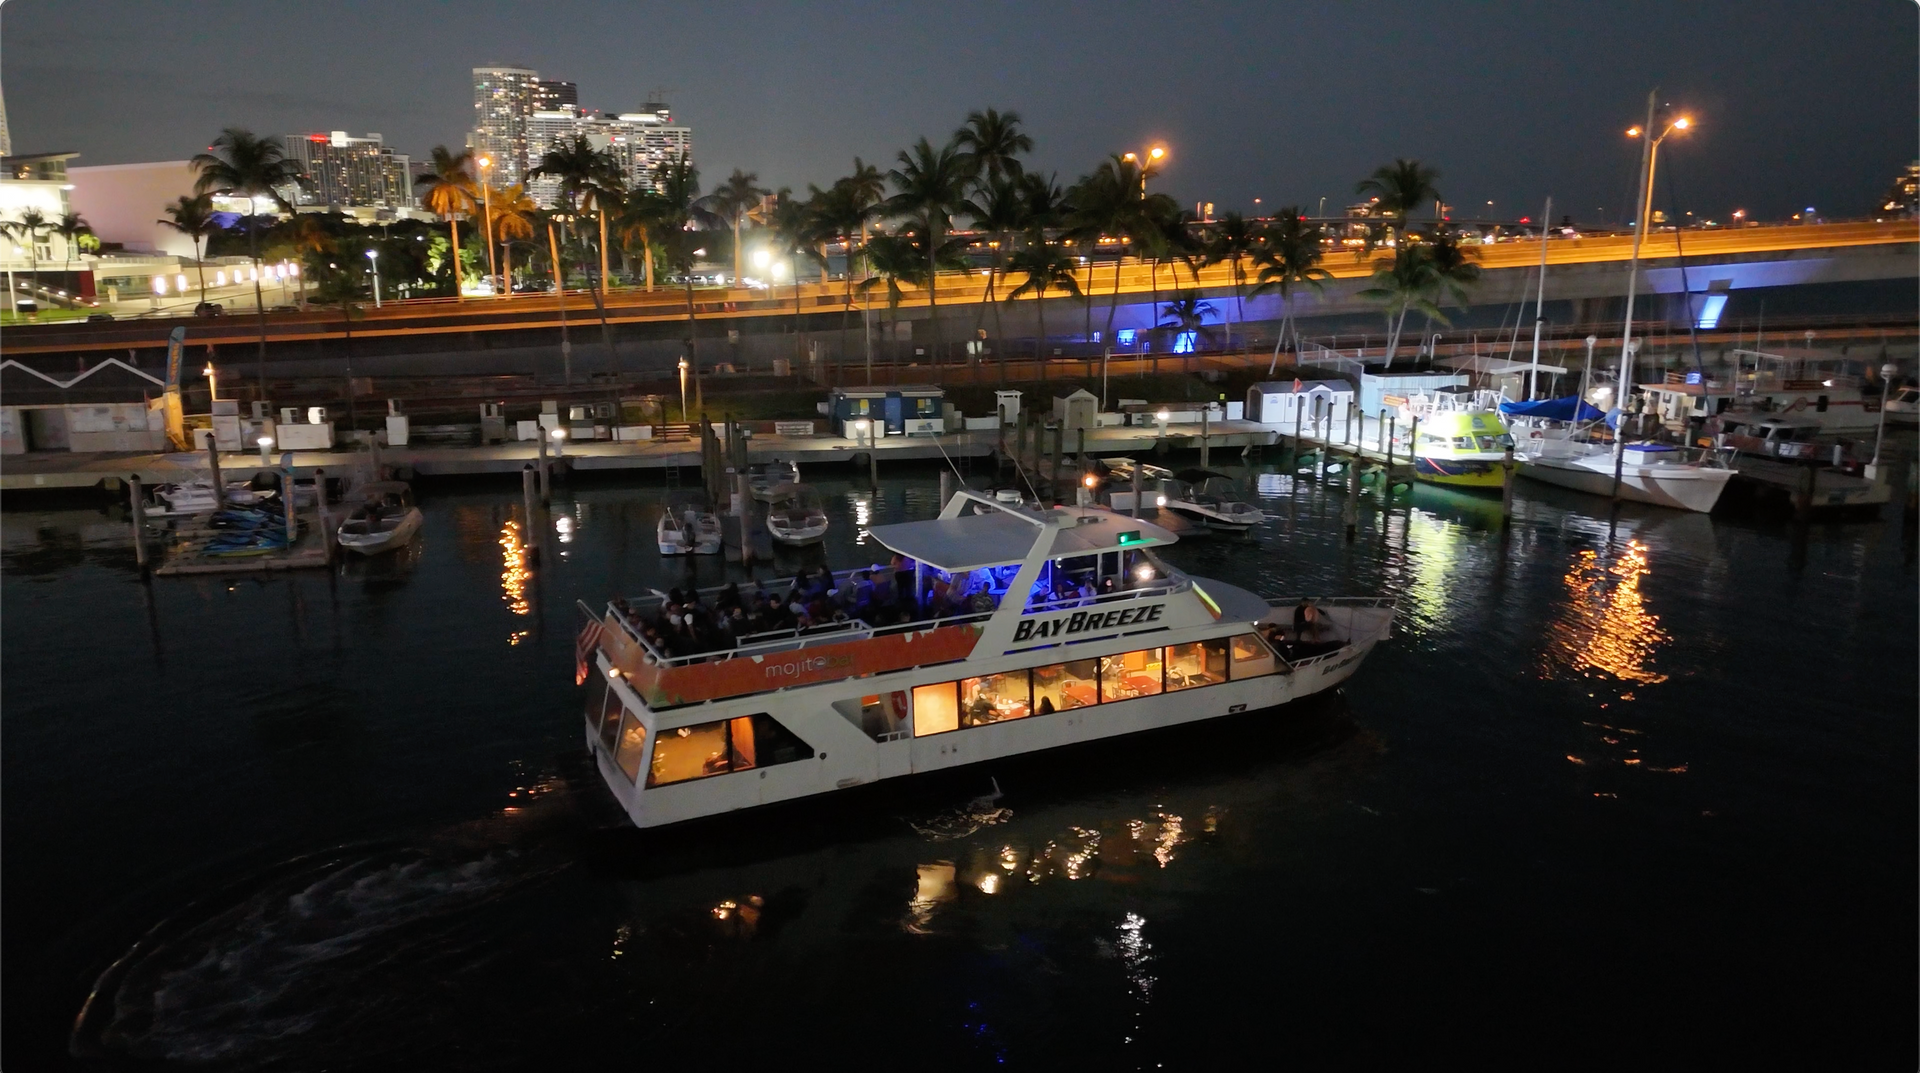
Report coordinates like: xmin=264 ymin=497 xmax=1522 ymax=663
xmin=575 ymin=618 xmax=605 ymax=686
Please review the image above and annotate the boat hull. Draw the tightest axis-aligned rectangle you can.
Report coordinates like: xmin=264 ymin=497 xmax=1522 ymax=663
xmin=1413 ymin=455 xmax=1506 ymax=489
xmin=337 ymin=509 xmax=422 ymax=555
xmin=1519 ymin=456 xmax=1732 ymax=512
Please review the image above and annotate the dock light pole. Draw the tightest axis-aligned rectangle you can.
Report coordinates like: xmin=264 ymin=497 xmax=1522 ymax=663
xmin=477 ymin=156 xmax=498 ymax=289
xmin=551 ymin=425 xmax=567 ymax=458
xmin=204 ymin=362 xmax=219 ymax=403
xmin=258 ymin=433 xmax=273 ymax=464
xmin=678 ymin=357 xmax=690 ymax=423
xmin=1869 ymin=362 xmax=1900 ymax=474
xmin=366 ymin=250 xmax=381 ymax=309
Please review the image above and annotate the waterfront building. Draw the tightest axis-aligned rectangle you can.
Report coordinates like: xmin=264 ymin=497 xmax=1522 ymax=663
xmin=1881 ymin=162 xmax=1918 ymax=217
xmin=468 ymin=65 xmax=537 ymax=186
xmin=525 ymin=103 xmax=692 ymax=207
xmin=1 ymin=151 xmax=81 ymax=285
xmin=533 ymin=79 xmax=578 ymax=113
xmin=282 ymin=132 xmax=415 ymax=213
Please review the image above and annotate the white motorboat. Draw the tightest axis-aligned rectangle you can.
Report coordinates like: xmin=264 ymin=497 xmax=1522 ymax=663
xmin=574 ymin=493 xmax=1397 ymax=831
xmin=748 ymin=461 xmax=801 ymax=502
xmin=1519 ymin=438 xmax=1736 ymax=513
xmin=968 ymin=487 xmax=1044 ymax=515
xmin=1165 ymin=471 xmax=1264 ymax=533
xmin=658 ymin=507 xmax=723 ymax=556
xmin=765 ymin=484 xmax=829 ymax=546
xmin=335 ymin=481 xmax=423 ymax=555
xmin=1880 ymin=385 xmax=1916 ymax=427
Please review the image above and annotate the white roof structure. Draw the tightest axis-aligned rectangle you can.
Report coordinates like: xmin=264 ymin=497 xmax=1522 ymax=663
xmin=1249 ymin=380 xmax=1353 ymax=394
xmin=1436 ymin=355 xmax=1569 ymax=376
xmin=867 ymin=505 xmax=1176 ymax=572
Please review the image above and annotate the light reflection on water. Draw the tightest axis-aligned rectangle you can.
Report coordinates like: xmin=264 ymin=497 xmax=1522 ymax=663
xmin=1547 ymin=539 xmax=1669 ymax=685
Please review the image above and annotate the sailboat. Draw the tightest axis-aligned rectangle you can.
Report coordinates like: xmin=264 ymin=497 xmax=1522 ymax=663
xmin=1505 ymin=197 xmax=1736 ymax=513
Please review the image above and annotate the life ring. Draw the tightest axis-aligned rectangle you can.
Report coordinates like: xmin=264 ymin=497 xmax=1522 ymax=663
xmin=888 ymin=691 xmax=909 ymax=720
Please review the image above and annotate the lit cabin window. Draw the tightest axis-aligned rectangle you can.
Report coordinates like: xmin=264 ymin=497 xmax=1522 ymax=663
xmin=1166 ymin=640 xmax=1228 ymax=690
xmin=647 ymin=714 xmax=814 ymax=786
xmin=912 ymin=682 xmax=960 ymax=736
xmin=614 ymin=708 xmax=647 ymax=782
xmin=960 ymin=670 xmax=1032 ymax=727
xmin=1100 ymin=648 xmax=1164 ymax=701
xmin=1230 ymin=634 xmax=1276 ymax=679
xmin=1032 ymin=659 xmax=1099 ymax=713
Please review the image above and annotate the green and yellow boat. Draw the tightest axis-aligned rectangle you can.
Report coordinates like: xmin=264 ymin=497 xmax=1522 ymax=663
xmin=1406 ymin=398 xmax=1513 ymax=490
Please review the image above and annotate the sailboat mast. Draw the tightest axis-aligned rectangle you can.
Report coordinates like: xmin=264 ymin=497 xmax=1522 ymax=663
xmin=1528 ymin=195 xmax=1551 ymax=400
xmin=1617 ymin=91 xmax=1658 ymax=416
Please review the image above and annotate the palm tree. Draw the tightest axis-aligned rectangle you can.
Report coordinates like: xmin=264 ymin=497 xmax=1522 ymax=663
xmin=159 ymin=195 xmax=218 ymax=303
xmin=1005 ymin=236 xmax=1083 ymax=361
xmin=806 ymin=180 xmax=871 ymax=365
xmin=954 ymin=107 xmax=1031 ymax=186
xmin=613 ymin=187 xmax=668 ymax=292
xmin=701 ymin=169 xmax=770 ymax=287
xmin=192 ymin=128 xmax=301 ymax=394
xmin=415 ymin=146 xmax=478 ymax=297
xmin=856 ymin=232 xmax=924 ymax=366
xmin=487 ymin=184 xmax=537 ymax=292
xmin=767 ymin=189 xmax=827 ymax=365
xmin=1135 ymin=201 xmax=1200 ymax=354
xmin=531 ymin=136 xmax=627 ymax=372
xmin=1355 ymin=243 xmax=1444 ymax=367
xmin=883 ymin=136 xmax=976 ymax=366
xmin=3 ymin=209 xmax=48 ymax=307
xmin=1203 ymin=212 xmax=1265 ymax=352
xmin=280 ymin=213 xmax=331 ymax=308
xmin=651 ymin=153 xmax=719 ymax=412
xmin=968 ymin=173 xmax=1027 ymax=363
xmin=1354 ymin=158 xmax=1441 ymax=251
xmin=52 ymin=213 xmax=94 ymax=290
xmin=1159 ymin=291 xmax=1219 ymax=358
xmin=1422 ymin=228 xmax=1482 ymax=309
xmin=1249 ymin=209 xmax=1332 ymax=373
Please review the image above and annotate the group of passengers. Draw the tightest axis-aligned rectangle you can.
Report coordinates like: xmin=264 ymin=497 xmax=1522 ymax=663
xmin=616 ymin=556 xmax=997 ymax=661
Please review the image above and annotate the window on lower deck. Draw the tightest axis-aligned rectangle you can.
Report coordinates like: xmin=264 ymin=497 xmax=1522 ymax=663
xmin=614 ymin=708 xmax=647 ymax=782
xmin=1100 ymin=648 xmax=1164 ymax=701
xmin=1166 ymin=639 xmax=1228 ymax=690
xmin=1230 ymin=633 xmax=1277 ymax=679
xmin=913 ymin=682 xmax=959 ymax=736
xmin=960 ymin=670 xmax=1032 ymax=727
xmin=646 ymin=714 xmax=814 ymax=787
xmin=1031 ymin=658 xmax=1099 ymax=714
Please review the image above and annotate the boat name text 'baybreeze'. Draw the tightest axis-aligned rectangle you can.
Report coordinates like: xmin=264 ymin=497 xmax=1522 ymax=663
xmin=1012 ymin=602 xmax=1166 ymax=643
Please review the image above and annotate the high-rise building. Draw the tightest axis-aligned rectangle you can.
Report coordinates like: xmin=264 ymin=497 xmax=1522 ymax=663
xmin=469 ymin=65 xmax=537 ymax=185
xmin=284 ymin=132 xmax=415 ymax=211
xmin=533 ymin=79 xmax=578 ymax=113
xmin=524 ymin=102 xmax=692 ymax=208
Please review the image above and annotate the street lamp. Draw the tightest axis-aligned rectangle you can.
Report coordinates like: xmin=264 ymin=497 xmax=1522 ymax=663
xmin=1120 ymin=145 xmax=1167 ymax=199
xmin=258 ymin=433 xmax=274 ymax=463
xmin=477 ymin=156 xmax=498 ymax=291
xmin=366 ymin=249 xmax=382 ymax=308
xmin=204 ymin=361 xmax=218 ymax=402
xmin=1614 ymin=95 xmax=1693 ymax=454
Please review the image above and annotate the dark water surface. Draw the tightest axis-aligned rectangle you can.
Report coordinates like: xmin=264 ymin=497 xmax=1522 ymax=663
xmin=5 ymin=462 xmax=1915 ymax=1069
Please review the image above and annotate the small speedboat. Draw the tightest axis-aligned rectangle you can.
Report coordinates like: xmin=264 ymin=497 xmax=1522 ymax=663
xmin=658 ymin=508 xmax=723 ymax=556
xmin=145 ymin=478 xmax=272 ymax=517
xmin=969 ymin=487 xmax=1043 ymax=515
xmin=749 ymin=460 xmax=801 ymax=502
xmin=1165 ymin=471 xmax=1264 ymax=533
xmin=336 ymin=481 xmax=423 ymax=555
xmin=765 ymin=483 xmax=829 ymax=546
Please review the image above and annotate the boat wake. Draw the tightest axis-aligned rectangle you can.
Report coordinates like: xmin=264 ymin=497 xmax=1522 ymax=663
xmin=908 ymin=778 xmax=1013 ymax=841
xmin=71 ymin=806 xmax=578 ymax=1067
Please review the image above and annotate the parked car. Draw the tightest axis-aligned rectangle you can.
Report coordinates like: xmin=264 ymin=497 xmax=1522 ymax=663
xmin=194 ymin=302 xmax=224 ymax=317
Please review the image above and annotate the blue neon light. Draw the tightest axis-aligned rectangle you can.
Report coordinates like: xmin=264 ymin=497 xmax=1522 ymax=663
xmin=1173 ymin=331 xmax=1196 ymax=354
xmin=1695 ymin=294 xmax=1727 ymax=329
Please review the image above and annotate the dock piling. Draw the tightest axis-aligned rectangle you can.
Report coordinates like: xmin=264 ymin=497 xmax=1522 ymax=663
xmin=521 ymin=463 xmax=540 ymax=561
xmin=940 ymin=470 xmax=953 ymax=512
xmin=315 ymin=468 xmax=334 ymax=562
xmin=1200 ymin=407 xmax=1210 ymax=471
xmin=206 ymin=436 xmax=226 ymax=510
xmin=129 ymin=474 xmax=149 ymax=577
xmin=1343 ymin=448 xmax=1359 ymax=542
xmin=1131 ymin=464 xmax=1142 ymax=519
xmin=537 ymin=432 xmax=551 ymax=505
xmin=1501 ymin=446 xmax=1516 ymax=527
xmin=1383 ymin=415 xmax=1397 ymax=500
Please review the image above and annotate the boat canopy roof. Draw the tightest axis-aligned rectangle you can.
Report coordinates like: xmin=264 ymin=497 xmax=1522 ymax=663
xmin=1498 ymin=396 xmax=1603 ymax=421
xmin=868 ymin=506 xmax=1176 ymax=572
xmin=1437 ymin=355 xmax=1569 ymax=376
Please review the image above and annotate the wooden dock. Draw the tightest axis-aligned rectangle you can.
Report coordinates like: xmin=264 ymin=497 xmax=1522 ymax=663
xmin=147 ymin=509 xmax=333 ymax=576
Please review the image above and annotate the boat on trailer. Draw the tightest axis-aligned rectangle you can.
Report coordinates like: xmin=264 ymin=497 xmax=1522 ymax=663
xmin=574 ymin=493 xmax=1397 ymax=831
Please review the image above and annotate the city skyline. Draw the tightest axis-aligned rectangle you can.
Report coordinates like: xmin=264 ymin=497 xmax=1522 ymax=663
xmin=2 ymin=0 xmax=1915 ymax=226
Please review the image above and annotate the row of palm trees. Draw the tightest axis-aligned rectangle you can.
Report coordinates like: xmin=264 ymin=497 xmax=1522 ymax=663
xmin=178 ymin=119 xmax=1482 ymax=393
xmin=2 ymin=209 xmax=97 ymax=309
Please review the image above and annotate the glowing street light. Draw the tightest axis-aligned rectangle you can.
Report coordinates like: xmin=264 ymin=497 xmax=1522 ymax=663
xmin=1613 ymin=95 xmax=1695 ymax=468
xmin=1120 ymin=145 xmax=1168 ymax=199
xmin=204 ymin=361 xmax=219 ymax=401
xmin=258 ymin=433 xmax=274 ymax=463
xmin=550 ymin=425 xmax=567 ymax=456
xmin=477 ymin=155 xmax=498 ymax=288
xmin=678 ymin=357 xmax=690 ymax=423
xmin=366 ymin=249 xmax=382 ymax=308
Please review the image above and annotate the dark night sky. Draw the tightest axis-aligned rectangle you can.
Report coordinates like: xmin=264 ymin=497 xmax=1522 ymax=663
xmin=4 ymin=0 xmax=1915 ymax=225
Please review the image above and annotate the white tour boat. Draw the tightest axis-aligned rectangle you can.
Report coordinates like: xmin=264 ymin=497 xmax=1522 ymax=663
xmin=335 ymin=481 xmax=423 ymax=555
xmin=765 ymin=484 xmax=829 ymax=546
xmin=573 ymin=494 xmax=1396 ymax=831
xmin=748 ymin=461 xmax=802 ymax=503
xmin=658 ymin=507 xmax=723 ymax=556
